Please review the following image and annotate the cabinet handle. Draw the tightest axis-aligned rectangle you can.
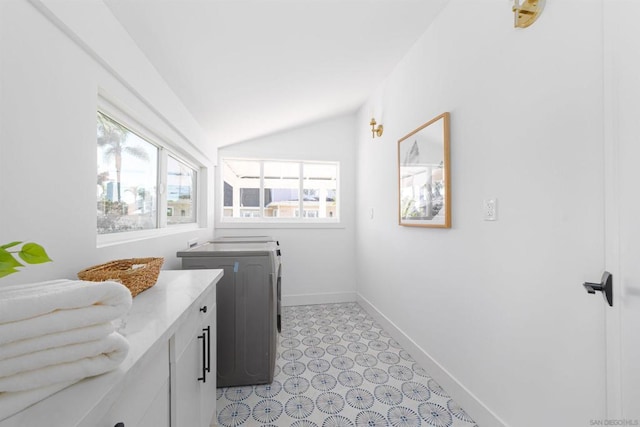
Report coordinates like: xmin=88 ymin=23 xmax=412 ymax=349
xmin=200 ymin=305 xmax=207 ymax=313
xmin=114 ymin=423 xmax=125 ymax=427
xmin=197 ymin=332 xmax=206 ymax=383
xmin=204 ymin=326 xmax=211 ymax=373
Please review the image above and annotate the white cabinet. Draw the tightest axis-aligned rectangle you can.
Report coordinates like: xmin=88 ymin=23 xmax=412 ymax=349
xmin=174 ymin=335 xmax=201 ymax=427
xmin=101 ymin=279 xmax=217 ymax=427
xmin=0 ymin=270 xmax=222 ymax=427
xmin=171 ymin=284 xmax=217 ymax=427
xmin=97 ymin=341 xmax=170 ymax=427
xmin=199 ymin=307 xmax=217 ymax=426
xmin=138 ymin=380 xmax=170 ymax=427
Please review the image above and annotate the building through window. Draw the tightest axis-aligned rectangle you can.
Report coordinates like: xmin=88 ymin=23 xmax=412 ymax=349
xmin=222 ymin=158 xmax=339 ymax=222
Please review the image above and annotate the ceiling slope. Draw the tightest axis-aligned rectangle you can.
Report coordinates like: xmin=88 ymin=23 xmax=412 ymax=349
xmin=105 ymin=0 xmax=447 ymax=148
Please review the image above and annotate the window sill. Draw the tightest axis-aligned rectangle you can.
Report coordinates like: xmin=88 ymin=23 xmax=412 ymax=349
xmin=216 ymin=220 xmax=345 ymax=230
xmin=97 ymin=224 xmax=202 ymax=248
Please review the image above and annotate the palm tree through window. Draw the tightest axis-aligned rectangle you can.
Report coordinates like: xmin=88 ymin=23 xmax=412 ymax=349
xmin=96 ymin=111 xmax=158 ymax=234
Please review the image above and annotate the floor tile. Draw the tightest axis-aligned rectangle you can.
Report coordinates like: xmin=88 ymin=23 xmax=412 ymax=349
xmin=217 ymin=302 xmax=478 ymax=427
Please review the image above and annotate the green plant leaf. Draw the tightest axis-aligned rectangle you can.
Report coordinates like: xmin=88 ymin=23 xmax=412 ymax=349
xmin=0 ymin=241 xmax=22 ymax=250
xmin=18 ymin=243 xmax=53 ymax=265
xmin=0 ymin=264 xmax=20 ymax=278
xmin=0 ymin=248 xmax=24 ymax=268
xmin=0 ymin=247 xmax=23 ymax=278
xmin=0 ymin=268 xmax=19 ymax=278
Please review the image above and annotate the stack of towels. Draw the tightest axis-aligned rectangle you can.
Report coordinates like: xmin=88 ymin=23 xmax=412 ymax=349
xmin=0 ymin=279 xmax=132 ymax=421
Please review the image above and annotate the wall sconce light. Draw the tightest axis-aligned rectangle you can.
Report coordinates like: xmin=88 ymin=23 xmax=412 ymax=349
xmin=512 ymin=0 xmax=545 ymax=28
xmin=370 ymin=117 xmax=383 ymax=138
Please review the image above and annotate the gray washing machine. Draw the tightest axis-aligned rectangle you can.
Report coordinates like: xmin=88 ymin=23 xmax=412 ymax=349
xmin=212 ymin=236 xmax=282 ymax=332
xmin=177 ymin=241 xmax=279 ymax=387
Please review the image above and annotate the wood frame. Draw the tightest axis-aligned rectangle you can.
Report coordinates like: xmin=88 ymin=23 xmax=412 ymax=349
xmin=397 ymin=112 xmax=451 ymax=228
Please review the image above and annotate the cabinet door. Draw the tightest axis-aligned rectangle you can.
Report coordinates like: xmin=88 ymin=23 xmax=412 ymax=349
xmin=138 ymin=379 xmax=170 ymax=427
xmin=173 ymin=288 xmax=217 ymax=427
xmin=98 ymin=341 xmax=169 ymax=427
xmin=200 ymin=309 xmax=217 ymax=426
xmin=174 ymin=329 xmax=204 ymax=427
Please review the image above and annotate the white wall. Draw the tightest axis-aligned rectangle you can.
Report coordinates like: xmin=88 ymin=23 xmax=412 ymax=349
xmin=356 ymin=1 xmax=606 ymax=426
xmin=217 ymin=115 xmax=357 ymax=305
xmin=0 ymin=0 xmax=214 ymax=286
xmin=0 ymin=0 xmax=618 ymax=424
xmin=604 ymin=0 xmax=640 ymax=419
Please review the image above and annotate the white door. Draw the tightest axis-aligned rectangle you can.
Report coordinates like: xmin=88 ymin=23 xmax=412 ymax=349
xmin=604 ymin=0 xmax=640 ymax=420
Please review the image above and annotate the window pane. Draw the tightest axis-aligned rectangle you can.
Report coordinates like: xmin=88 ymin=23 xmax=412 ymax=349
xmin=303 ymin=163 xmax=338 ymax=219
xmin=167 ymin=155 xmax=196 ymax=225
xmin=222 ymin=159 xmax=261 ymax=218
xmin=264 ymin=161 xmax=300 ymax=218
xmin=97 ymin=112 xmax=158 ymax=234
xmin=220 ymin=158 xmax=339 ymax=222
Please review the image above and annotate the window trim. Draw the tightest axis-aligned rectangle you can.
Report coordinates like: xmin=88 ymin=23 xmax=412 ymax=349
xmin=97 ymin=96 xmax=205 ymax=246
xmin=219 ymin=157 xmax=341 ymax=225
xmin=97 ymin=223 xmax=201 ymax=248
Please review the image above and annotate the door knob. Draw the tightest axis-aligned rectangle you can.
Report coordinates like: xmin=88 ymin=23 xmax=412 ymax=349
xmin=583 ymin=271 xmax=613 ymax=307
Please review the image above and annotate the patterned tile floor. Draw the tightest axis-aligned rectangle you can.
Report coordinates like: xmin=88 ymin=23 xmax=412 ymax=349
xmin=216 ymin=302 xmax=478 ymax=427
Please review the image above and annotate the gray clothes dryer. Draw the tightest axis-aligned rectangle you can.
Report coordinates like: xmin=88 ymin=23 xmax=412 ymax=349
xmin=212 ymin=236 xmax=282 ymax=332
xmin=177 ymin=242 xmax=278 ymax=387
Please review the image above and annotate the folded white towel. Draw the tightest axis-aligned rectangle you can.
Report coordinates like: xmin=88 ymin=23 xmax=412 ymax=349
xmin=0 ymin=323 xmax=115 ymax=361
xmin=0 ymin=332 xmax=129 ymax=422
xmin=0 ymin=279 xmax=132 ymax=323
xmin=0 ymin=279 xmax=131 ymax=346
xmin=0 ymin=332 xmax=129 ymax=396
xmin=0 ymin=332 xmax=128 ymax=382
xmin=0 ymin=279 xmax=132 ymax=422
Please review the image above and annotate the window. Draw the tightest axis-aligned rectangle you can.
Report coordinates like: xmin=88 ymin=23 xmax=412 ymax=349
xmin=167 ymin=155 xmax=197 ymax=225
xmin=303 ymin=163 xmax=337 ymax=219
xmin=264 ymin=161 xmax=300 ymax=219
xmin=97 ymin=111 xmax=199 ymax=235
xmin=222 ymin=158 xmax=339 ymax=222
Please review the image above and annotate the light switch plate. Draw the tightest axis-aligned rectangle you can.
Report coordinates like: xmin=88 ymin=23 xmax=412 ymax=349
xmin=484 ymin=198 xmax=497 ymax=221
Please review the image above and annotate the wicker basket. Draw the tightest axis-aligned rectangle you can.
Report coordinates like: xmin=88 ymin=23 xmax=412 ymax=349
xmin=77 ymin=257 xmax=164 ymax=297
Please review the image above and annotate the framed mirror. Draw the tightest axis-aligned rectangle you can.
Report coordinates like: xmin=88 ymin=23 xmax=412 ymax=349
xmin=398 ymin=112 xmax=451 ymax=228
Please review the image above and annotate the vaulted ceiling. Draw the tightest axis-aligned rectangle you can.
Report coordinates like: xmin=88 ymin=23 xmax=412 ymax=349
xmin=105 ymin=0 xmax=447 ymax=148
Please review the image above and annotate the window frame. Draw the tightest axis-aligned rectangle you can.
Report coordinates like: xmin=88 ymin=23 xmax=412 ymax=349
xmin=219 ymin=157 xmax=341 ymax=226
xmin=96 ymin=99 xmax=204 ymax=247
xmin=166 ymin=153 xmax=198 ymax=226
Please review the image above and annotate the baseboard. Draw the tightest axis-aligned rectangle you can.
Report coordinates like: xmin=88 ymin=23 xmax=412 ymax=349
xmin=282 ymin=292 xmax=357 ymax=306
xmin=357 ymin=293 xmax=507 ymax=427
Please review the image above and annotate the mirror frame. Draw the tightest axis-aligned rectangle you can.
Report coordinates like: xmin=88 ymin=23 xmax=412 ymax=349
xmin=397 ymin=112 xmax=451 ymax=228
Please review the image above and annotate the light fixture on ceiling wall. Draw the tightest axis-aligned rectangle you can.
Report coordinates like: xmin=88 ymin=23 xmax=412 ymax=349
xmin=512 ymin=0 xmax=545 ymax=28
xmin=370 ymin=117 xmax=383 ymax=139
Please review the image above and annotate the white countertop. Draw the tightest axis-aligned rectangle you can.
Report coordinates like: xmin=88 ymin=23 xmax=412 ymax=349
xmin=0 ymin=269 xmax=223 ymax=427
